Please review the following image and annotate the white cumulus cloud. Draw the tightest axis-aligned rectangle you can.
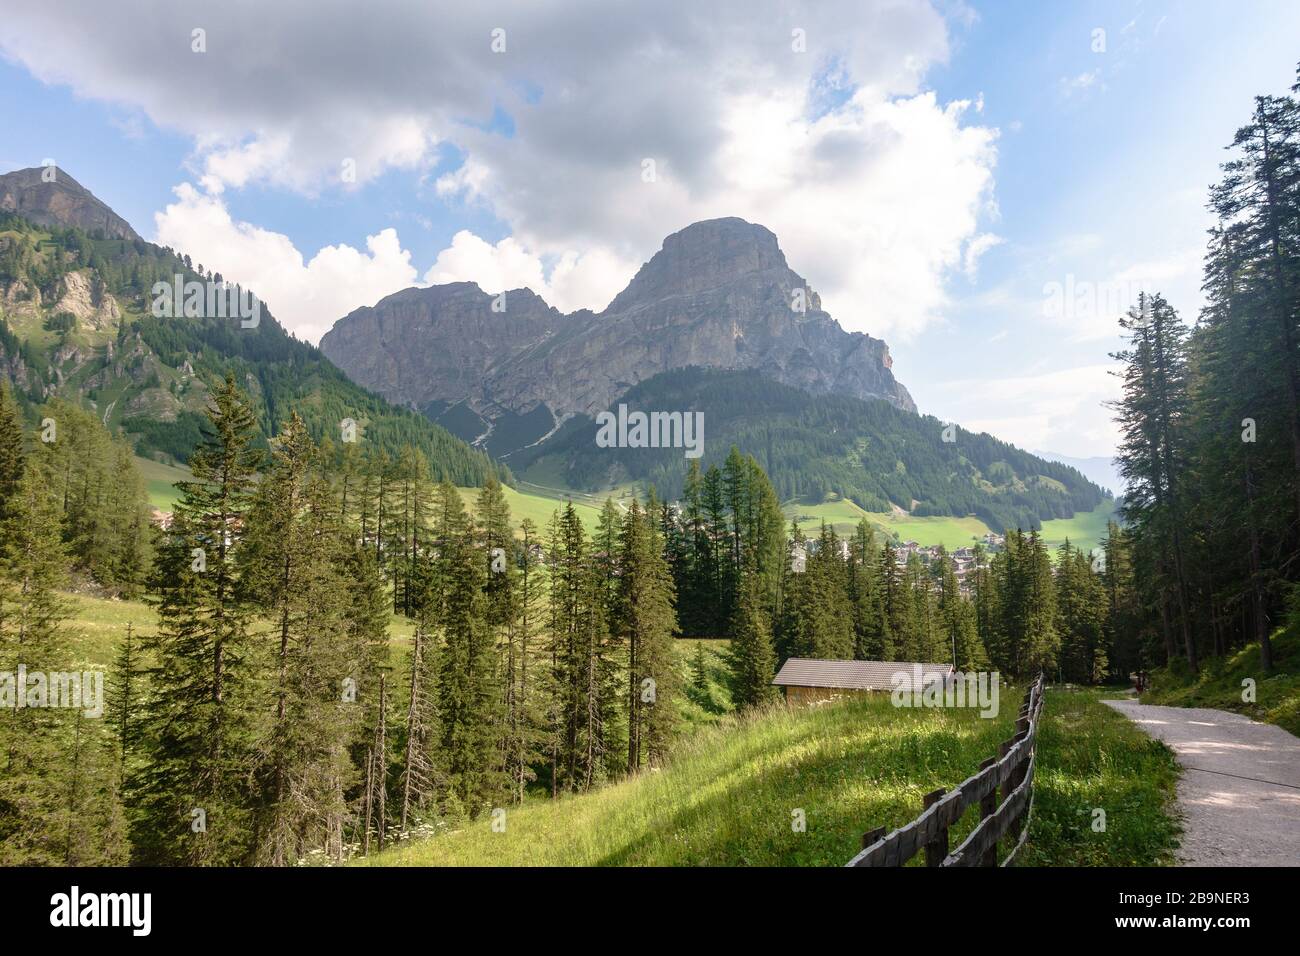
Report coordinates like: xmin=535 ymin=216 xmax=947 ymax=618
xmin=153 ymin=185 xmax=419 ymax=345
xmin=0 ymin=0 xmax=1000 ymax=342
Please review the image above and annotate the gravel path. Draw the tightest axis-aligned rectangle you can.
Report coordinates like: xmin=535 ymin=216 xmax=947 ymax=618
xmin=1103 ymin=699 xmax=1300 ymax=866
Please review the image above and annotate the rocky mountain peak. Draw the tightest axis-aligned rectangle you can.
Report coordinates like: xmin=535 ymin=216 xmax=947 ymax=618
xmin=0 ymin=166 xmax=140 ymax=241
xmin=319 ymin=216 xmax=917 ymax=454
xmin=607 ymin=217 xmax=790 ymax=310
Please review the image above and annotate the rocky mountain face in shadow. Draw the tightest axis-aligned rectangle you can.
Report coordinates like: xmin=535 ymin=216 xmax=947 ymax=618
xmin=319 ymin=217 xmax=916 ymax=444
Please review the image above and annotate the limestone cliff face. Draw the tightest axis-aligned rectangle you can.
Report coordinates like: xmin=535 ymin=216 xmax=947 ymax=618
xmin=320 ymin=217 xmax=916 ymax=428
xmin=321 ymin=283 xmax=565 ymax=410
xmin=0 ymin=167 xmax=140 ymax=241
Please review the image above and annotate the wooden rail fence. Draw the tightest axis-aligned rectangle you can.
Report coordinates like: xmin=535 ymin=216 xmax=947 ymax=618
xmin=845 ymin=674 xmax=1046 ymax=868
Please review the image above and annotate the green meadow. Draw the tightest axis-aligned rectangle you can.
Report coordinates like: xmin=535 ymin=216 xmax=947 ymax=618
xmin=361 ymin=684 xmax=1178 ymax=867
xmin=785 ymin=495 xmax=990 ymax=550
xmin=786 ymin=495 xmax=1118 ymax=557
xmin=136 ymin=452 xmax=605 ymax=534
xmin=1037 ymin=501 xmax=1119 ymax=556
xmin=140 ymin=455 xmax=1114 ymax=558
xmin=134 ymin=455 xmax=193 ymax=511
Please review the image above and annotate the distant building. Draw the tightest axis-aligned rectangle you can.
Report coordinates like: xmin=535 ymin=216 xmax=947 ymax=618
xmin=789 ymin=543 xmax=808 ymax=573
xmin=772 ymin=658 xmax=955 ymax=705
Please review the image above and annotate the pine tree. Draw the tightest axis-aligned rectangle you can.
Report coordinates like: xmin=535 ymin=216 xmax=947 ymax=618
xmin=0 ymin=463 xmax=76 ymax=864
xmin=436 ymin=480 xmax=500 ymax=812
xmin=362 ymin=673 xmax=391 ymax=854
xmin=1112 ymin=294 xmax=1199 ymax=672
xmin=547 ymin=502 xmax=612 ymax=792
xmin=1055 ymin=541 xmax=1107 ymax=683
xmin=398 ymin=622 xmax=440 ymax=832
xmin=242 ymin=413 xmax=357 ymax=864
xmin=1209 ymin=89 xmax=1300 ymax=522
xmin=727 ymin=573 xmax=778 ymax=707
xmin=937 ymin=553 xmax=986 ymax=670
xmin=0 ymin=380 xmax=24 ymax=524
xmin=615 ymin=499 xmax=679 ymax=771
xmin=134 ymin=372 xmax=262 ymax=866
xmin=107 ymin=621 xmax=141 ymax=777
xmin=503 ymin=517 xmax=551 ymax=803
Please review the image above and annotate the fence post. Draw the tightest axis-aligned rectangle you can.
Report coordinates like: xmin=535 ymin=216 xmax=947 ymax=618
xmin=846 ymin=675 xmax=1047 ymax=867
xmin=862 ymin=826 xmax=886 ymax=851
xmin=923 ymin=788 xmax=947 ymax=867
xmin=1005 ymin=680 xmax=1040 ymax=847
xmin=977 ymin=756 xmax=998 ymax=867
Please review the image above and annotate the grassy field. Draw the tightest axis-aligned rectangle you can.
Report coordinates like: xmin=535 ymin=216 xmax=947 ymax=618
xmin=456 ymin=483 xmax=604 ymax=534
xmin=133 ymin=451 xmax=603 ymax=534
xmin=360 ymin=681 xmax=1179 ymax=867
xmin=362 ymin=688 xmax=1021 ymax=866
xmin=1142 ymin=626 xmax=1300 ymax=736
xmin=63 ymin=591 xmax=158 ymax=668
xmin=58 ymin=586 xmax=720 ymax=741
xmin=134 ymin=455 xmax=193 ymax=511
xmin=784 ymin=495 xmax=992 ymax=550
xmin=1019 ymin=687 xmax=1181 ymax=866
xmin=1037 ymin=500 xmax=1118 ymax=556
xmin=876 ymin=514 xmax=992 ymax=550
xmin=785 ymin=496 xmax=1118 ymax=557
xmin=138 ymin=453 xmax=1113 ymax=557
xmin=59 ymin=588 xmax=417 ymax=665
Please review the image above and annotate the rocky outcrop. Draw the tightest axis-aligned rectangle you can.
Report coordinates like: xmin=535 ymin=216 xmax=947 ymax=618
xmin=320 ymin=218 xmax=916 ymax=438
xmin=0 ymin=166 xmax=140 ymax=241
xmin=322 ymin=283 xmax=566 ymax=410
xmin=55 ymin=270 xmax=121 ymax=332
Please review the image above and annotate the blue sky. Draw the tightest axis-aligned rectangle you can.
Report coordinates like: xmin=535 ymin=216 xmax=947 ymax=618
xmin=2 ymin=0 xmax=1297 ymax=461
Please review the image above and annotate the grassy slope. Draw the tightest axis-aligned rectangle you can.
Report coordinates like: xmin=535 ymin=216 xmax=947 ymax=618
xmin=64 ymin=591 xmax=156 ymax=669
xmin=786 ymin=495 xmax=992 ymax=550
xmin=786 ymin=496 xmax=1117 ymax=556
xmin=1141 ymin=627 xmax=1300 ymax=736
xmin=362 ymin=684 xmax=1178 ymax=867
xmin=134 ymin=456 xmax=193 ymax=511
xmin=456 ymin=484 xmax=603 ymax=534
xmin=61 ymin=586 xmax=720 ymax=752
xmin=1037 ymin=500 xmax=1119 ymax=555
xmin=1020 ymin=688 xmax=1180 ymax=866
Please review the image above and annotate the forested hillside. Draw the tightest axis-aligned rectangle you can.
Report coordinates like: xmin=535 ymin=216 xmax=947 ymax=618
xmin=516 ymin=367 xmax=1105 ymax=533
xmin=0 ymin=205 xmax=503 ymax=486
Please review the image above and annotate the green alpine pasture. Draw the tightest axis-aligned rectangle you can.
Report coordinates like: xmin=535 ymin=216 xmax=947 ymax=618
xmin=785 ymin=494 xmax=1117 ymax=556
xmin=361 ymin=684 xmax=1178 ymax=867
xmin=134 ymin=455 xmax=192 ymax=511
xmin=1037 ymin=501 xmax=1119 ymax=556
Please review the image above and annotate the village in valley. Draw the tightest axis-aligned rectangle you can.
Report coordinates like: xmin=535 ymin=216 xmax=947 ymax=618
xmin=792 ymin=530 xmax=1005 ymax=593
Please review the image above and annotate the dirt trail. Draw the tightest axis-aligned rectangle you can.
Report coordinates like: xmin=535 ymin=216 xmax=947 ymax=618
xmin=1103 ymin=699 xmax=1300 ymax=866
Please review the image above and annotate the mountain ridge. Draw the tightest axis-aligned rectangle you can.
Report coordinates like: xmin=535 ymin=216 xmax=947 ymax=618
xmin=319 ymin=216 xmax=916 ymax=455
xmin=0 ymin=169 xmax=503 ymax=486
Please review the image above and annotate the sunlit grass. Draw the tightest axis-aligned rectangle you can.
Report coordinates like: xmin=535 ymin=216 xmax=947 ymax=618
xmin=1037 ymin=500 xmax=1118 ymax=556
xmin=363 ymin=690 xmax=1021 ymax=866
xmin=1020 ymin=688 xmax=1180 ymax=866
